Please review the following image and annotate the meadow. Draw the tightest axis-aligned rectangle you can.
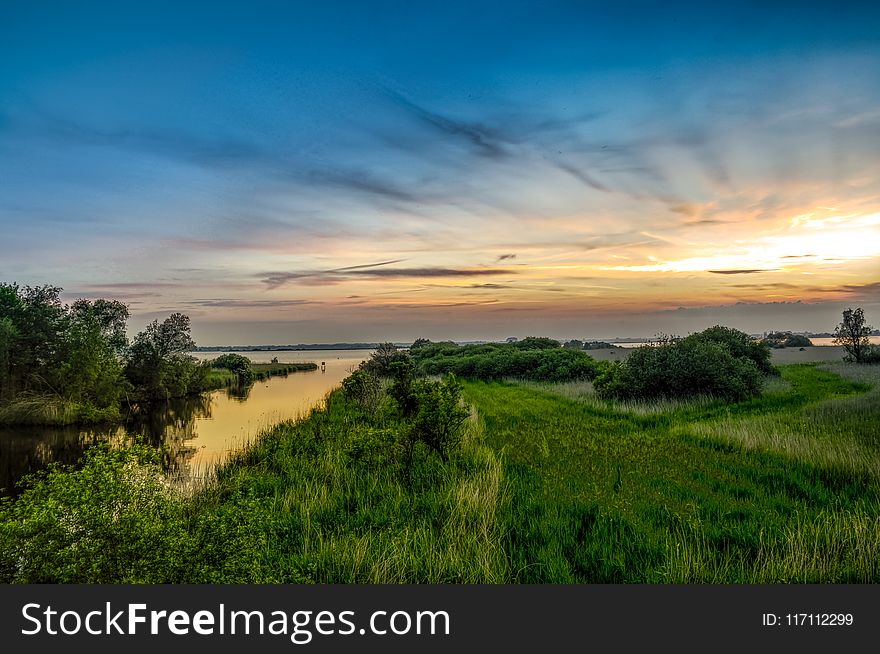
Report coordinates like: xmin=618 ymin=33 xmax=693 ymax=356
xmin=465 ymin=362 xmax=879 ymax=582
xmin=1 ymin=356 xmax=877 ymax=583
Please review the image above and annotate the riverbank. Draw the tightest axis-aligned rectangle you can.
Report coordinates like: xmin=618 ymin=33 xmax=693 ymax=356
xmin=1 ymin=361 xmax=877 ymax=582
xmin=0 ymin=360 xmax=318 ymax=427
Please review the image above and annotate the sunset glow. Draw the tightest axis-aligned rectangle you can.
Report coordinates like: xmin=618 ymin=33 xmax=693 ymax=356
xmin=2 ymin=3 xmax=879 ymax=343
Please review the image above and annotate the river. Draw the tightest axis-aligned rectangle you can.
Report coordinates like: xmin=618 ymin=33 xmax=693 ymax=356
xmin=0 ymin=349 xmax=370 ymax=495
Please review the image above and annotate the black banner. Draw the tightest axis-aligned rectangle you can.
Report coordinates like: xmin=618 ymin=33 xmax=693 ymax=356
xmin=0 ymin=585 xmax=876 ymax=652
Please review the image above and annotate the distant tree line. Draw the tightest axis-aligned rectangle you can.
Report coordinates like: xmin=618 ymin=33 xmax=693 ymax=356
xmin=761 ymin=332 xmax=813 ymax=349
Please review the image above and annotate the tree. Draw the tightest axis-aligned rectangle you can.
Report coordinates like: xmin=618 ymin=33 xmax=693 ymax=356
xmin=69 ymin=299 xmax=129 ymax=354
xmin=833 ymin=307 xmax=873 ymax=363
xmin=124 ymin=313 xmax=203 ymax=401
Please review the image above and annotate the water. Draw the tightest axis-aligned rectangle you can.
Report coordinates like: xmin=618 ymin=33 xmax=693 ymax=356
xmin=0 ymin=349 xmax=369 ymax=495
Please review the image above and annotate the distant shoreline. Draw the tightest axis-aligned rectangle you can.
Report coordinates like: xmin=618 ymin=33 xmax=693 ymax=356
xmin=191 ymin=344 xmax=384 ymax=352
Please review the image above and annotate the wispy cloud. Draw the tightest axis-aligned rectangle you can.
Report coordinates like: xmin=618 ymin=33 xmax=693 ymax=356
xmin=381 ymin=88 xmax=510 ymax=159
xmin=261 ymin=262 xmax=516 ymax=289
xmin=186 ymin=298 xmax=315 ymax=308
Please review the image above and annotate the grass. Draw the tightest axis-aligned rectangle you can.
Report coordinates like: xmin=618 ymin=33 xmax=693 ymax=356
xmin=0 ymin=394 xmax=122 ymax=425
xmin=1 ymin=361 xmax=877 ymax=583
xmin=191 ymin=393 xmax=508 ymax=583
xmin=463 ymin=363 xmax=879 ymax=582
xmin=250 ymin=362 xmax=318 ymax=380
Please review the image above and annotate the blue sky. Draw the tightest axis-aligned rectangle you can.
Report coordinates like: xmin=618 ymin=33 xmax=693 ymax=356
xmin=2 ymin=1 xmax=879 ymax=343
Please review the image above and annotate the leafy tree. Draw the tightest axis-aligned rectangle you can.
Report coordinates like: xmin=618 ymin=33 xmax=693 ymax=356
xmin=410 ymin=338 xmax=431 ymax=350
xmin=0 ymin=317 xmax=18 ymax=401
xmin=69 ymin=299 xmax=129 ymax=354
xmin=563 ymin=339 xmax=584 ymax=350
xmin=57 ymin=302 xmax=129 ymax=408
xmin=124 ymin=313 xmax=204 ymax=401
xmin=833 ymin=307 xmax=873 ymax=363
xmin=0 ymin=284 xmax=67 ymax=396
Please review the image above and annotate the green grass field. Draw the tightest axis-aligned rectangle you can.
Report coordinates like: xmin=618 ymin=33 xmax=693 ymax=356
xmin=464 ymin=363 xmax=880 ymax=582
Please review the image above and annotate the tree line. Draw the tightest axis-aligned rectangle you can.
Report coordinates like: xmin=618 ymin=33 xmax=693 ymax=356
xmin=0 ymin=283 xmax=209 ymax=424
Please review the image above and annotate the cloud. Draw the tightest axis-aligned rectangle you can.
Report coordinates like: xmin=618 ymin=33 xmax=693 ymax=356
xmin=708 ymin=269 xmax=768 ymax=275
xmin=553 ymin=160 xmax=610 ymax=192
xmin=381 ymin=88 xmax=509 ymax=159
xmin=468 ymin=283 xmax=512 ymax=289
xmin=186 ymin=299 xmax=315 ymax=309
xmin=496 ymin=253 xmax=517 ymax=261
xmin=260 ymin=262 xmax=516 ymax=288
xmin=334 ymin=259 xmax=406 ymax=272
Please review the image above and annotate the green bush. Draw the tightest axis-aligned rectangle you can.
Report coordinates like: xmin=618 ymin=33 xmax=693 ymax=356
xmin=341 ymin=368 xmax=383 ymax=413
xmin=211 ymin=353 xmax=254 ymax=383
xmin=0 ymin=445 xmax=192 ymax=583
xmin=762 ymin=332 xmax=813 ymax=348
xmin=359 ymin=342 xmax=409 ymax=377
xmin=681 ymin=325 xmax=774 ymax=375
xmin=594 ymin=330 xmax=765 ymax=402
xmin=406 ymin=374 xmax=469 ymax=460
xmin=411 ymin=340 xmax=605 ymax=382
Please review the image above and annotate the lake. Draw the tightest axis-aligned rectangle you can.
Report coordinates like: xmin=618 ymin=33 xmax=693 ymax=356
xmin=0 ymin=349 xmax=370 ymax=495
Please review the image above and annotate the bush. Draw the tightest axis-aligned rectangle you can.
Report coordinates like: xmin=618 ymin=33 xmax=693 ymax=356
xmin=861 ymin=345 xmax=880 ymax=364
xmin=0 ymin=445 xmax=191 ymax=583
xmin=410 ymin=340 xmax=605 ymax=382
xmin=762 ymin=332 xmax=813 ymax=348
xmin=406 ymin=375 xmax=470 ymax=460
xmin=681 ymin=325 xmax=774 ymax=375
xmin=594 ymin=329 xmax=765 ymax=402
xmin=211 ymin=353 xmax=254 ymax=384
xmin=359 ymin=342 xmax=409 ymax=377
xmin=341 ymin=369 xmax=383 ymax=413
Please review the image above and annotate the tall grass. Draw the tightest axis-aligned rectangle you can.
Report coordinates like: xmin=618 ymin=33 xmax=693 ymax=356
xmin=464 ymin=363 xmax=880 ymax=582
xmin=0 ymin=394 xmax=121 ymax=425
xmin=692 ymin=363 xmax=880 ymax=481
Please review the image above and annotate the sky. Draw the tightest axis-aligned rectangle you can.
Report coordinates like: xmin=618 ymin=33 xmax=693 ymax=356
xmin=1 ymin=1 xmax=879 ymax=344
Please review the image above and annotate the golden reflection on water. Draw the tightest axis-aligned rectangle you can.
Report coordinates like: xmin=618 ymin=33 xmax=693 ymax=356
xmin=184 ymin=350 xmax=369 ymax=472
xmin=0 ymin=350 xmax=370 ymax=494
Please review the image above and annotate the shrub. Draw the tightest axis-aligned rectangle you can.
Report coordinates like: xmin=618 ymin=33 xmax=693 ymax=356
xmin=594 ymin=334 xmax=763 ymax=402
xmin=762 ymin=332 xmax=813 ymax=348
xmin=211 ymin=353 xmax=254 ymax=383
xmin=861 ymin=345 xmax=880 ymax=365
xmin=410 ymin=340 xmax=604 ymax=382
xmin=360 ymin=342 xmax=409 ymax=377
xmin=406 ymin=375 xmax=470 ymax=460
xmin=0 ymin=445 xmax=191 ymax=583
xmin=681 ymin=325 xmax=774 ymax=375
xmin=341 ymin=369 xmax=383 ymax=413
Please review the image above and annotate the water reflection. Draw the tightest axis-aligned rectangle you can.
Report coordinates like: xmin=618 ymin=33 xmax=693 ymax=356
xmin=0 ymin=350 xmax=369 ymax=495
